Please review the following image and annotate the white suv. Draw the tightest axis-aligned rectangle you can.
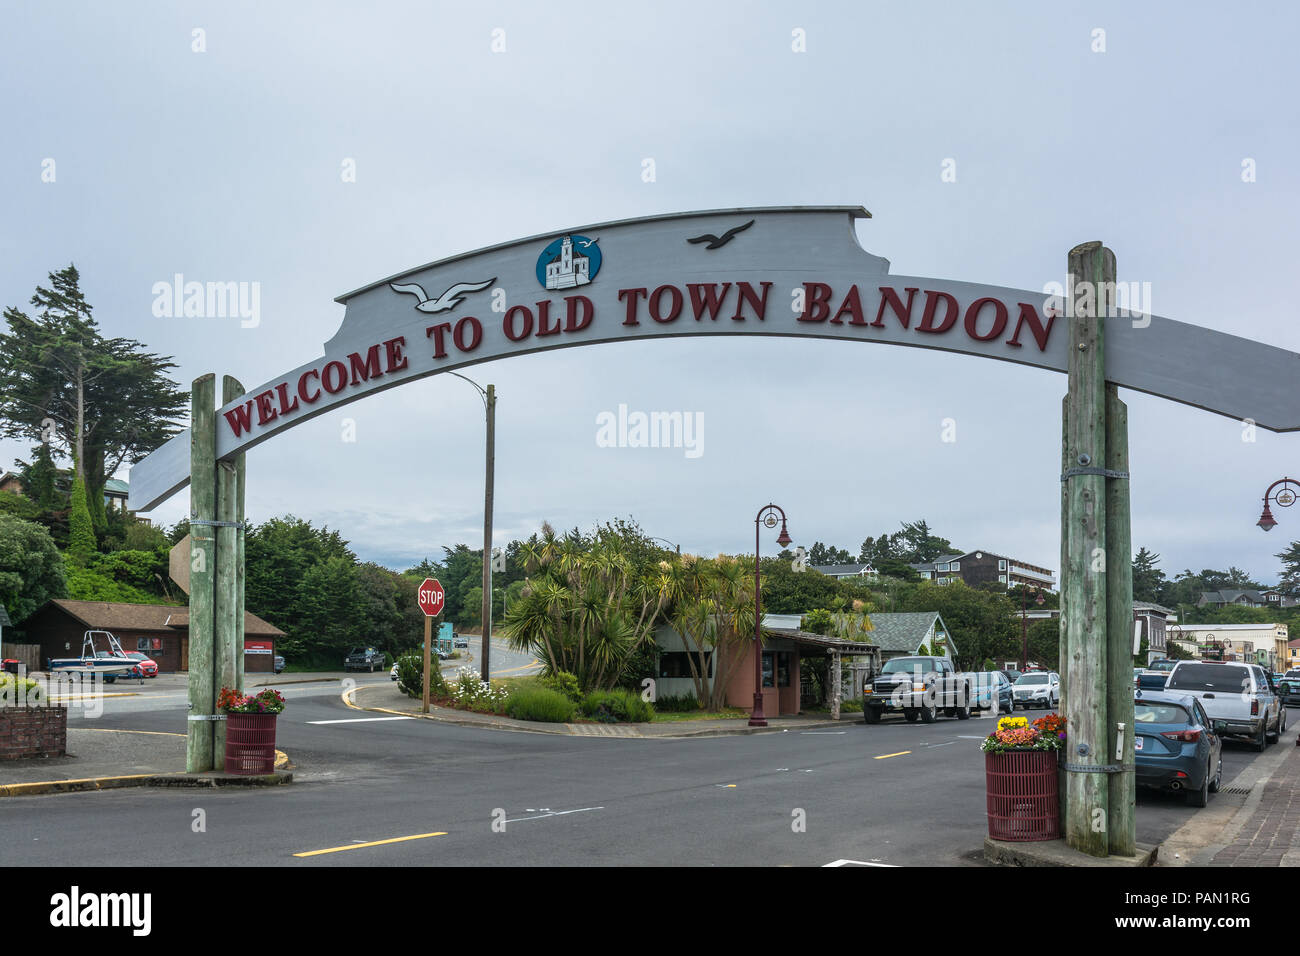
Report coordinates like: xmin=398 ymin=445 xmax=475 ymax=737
xmin=1013 ymin=671 xmax=1060 ymax=708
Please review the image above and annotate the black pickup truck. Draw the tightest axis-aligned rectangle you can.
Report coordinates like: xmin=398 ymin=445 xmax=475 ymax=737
xmin=863 ymin=656 xmax=971 ymax=724
xmin=344 ymin=646 xmax=385 ymax=672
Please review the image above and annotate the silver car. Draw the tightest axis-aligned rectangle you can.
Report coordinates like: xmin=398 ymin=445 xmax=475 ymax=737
xmin=1013 ymin=671 xmax=1060 ymax=708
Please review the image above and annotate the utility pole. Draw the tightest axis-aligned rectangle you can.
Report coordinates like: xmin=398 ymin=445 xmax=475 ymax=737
xmin=480 ymin=384 xmax=495 ymax=683
xmin=1060 ymin=241 xmax=1135 ymax=857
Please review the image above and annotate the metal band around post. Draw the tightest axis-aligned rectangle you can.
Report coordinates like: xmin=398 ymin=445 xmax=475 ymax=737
xmin=187 ymin=714 xmax=227 ymax=721
xmin=1060 ymin=467 xmax=1130 ymax=481
xmin=188 ymin=518 xmax=250 ymax=529
xmin=1060 ymin=761 xmax=1133 ymax=773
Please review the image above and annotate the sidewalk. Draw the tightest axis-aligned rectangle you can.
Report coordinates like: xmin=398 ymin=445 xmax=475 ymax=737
xmin=350 ymin=682 xmax=861 ymax=737
xmin=0 ymin=728 xmax=290 ymax=796
xmin=1207 ymin=738 xmax=1300 ymax=867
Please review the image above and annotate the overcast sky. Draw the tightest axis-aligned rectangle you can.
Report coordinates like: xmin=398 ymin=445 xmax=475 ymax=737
xmin=3 ymin=1 xmax=1299 ymax=584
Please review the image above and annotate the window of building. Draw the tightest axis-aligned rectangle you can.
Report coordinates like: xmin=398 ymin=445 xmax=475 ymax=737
xmin=998 ymin=559 xmax=1006 ymax=571
xmin=951 ymin=562 xmax=960 ymax=571
xmin=659 ymin=651 xmax=712 ymax=678
xmin=999 ymin=574 xmax=1006 ymax=583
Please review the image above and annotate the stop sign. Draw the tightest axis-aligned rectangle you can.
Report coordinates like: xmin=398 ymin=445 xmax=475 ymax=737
xmin=417 ymin=578 xmax=445 ymax=617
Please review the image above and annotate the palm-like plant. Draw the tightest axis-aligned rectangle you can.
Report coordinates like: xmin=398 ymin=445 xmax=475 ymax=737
xmin=663 ymin=555 xmax=757 ymax=710
xmin=502 ymin=524 xmax=667 ymax=691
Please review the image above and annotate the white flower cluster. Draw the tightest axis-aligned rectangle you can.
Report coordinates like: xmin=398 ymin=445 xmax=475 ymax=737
xmin=449 ymin=667 xmax=509 ymax=709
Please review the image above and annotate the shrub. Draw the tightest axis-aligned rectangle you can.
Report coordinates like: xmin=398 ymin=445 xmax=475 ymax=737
xmin=448 ymin=667 xmax=509 ymax=714
xmin=540 ymin=670 xmax=583 ymax=704
xmin=840 ymin=698 xmax=863 ymax=713
xmin=652 ymin=693 xmax=701 ymax=713
xmin=505 ymin=686 xmax=577 ymax=723
xmin=396 ymin=650 xmax=447 ymax=699
xmin=581 ymin=688 xmax=654 ymax=723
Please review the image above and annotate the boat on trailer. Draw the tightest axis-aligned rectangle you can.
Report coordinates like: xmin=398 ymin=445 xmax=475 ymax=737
xmin=48 ymin=630 xmax=142 ymax=682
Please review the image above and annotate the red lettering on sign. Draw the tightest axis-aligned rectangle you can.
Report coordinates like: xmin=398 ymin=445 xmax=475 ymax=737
xmin=254 ymin=390 xmax=278 ymax=425
xmin=618 ymin=288 xmax=647 ymax=326
xmin=453 ymin=316 xmax=483 ymax=351
xmin=298 ymin=369 xmax=321 ymax=405
xmin=564 ymin=295 xmax=593 ymax=332
xmin=650 ymin=285 xmax=683 ymax=323
xmin=348 ymin=345 xmax=382 ymax=385
xmin=274 ymin=382 xmax=300 ymax=417
xmin=383 ymin=336 xmax=409 ymax=372
xmin=732 ymin=281 xmax=771 ymax=321
xmin=964 ymin=297 xmax=1009 ymax=342
xmin=426 ymin=322 xmax=452 ymax=358
xmin=536 ymin=300 xmax=562 ymax=337
xmin=798 ymin=283 xmax=833 ymax=322
xmin=223 ymin=401 xmax=255 ymax=437
xmin=916 ymin=290 xmax=959 ymax=334
xmin=687 ymin=283 xmax=731 ymax=321
xmin=1006 ymin=303 xmax=1056 ymax=351
xmin=831 ymin=285 xmax=866 ymax=326
xmin=322 ymin=361 xmax=348 ymax=394
xmin=504 ymin=305 xmax=533 ymax=341
xmin=871 ymin=287 xmax=919 ymax=330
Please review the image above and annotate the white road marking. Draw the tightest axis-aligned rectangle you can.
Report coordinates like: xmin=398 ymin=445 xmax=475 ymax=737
xmin=925 ymin=741 xmax=957 ymax=749
xmin=956 ymin=735 xmax=986 ymax=739
xmin=824 ymin=859 xmax=898 ymax=867
xmin=505 ymin=806 xmax=603 ymax=823
xmin=307 ymin=716 xmax=416 ymax=725
xmin=801 ymin=731 xmax=847 ymax=735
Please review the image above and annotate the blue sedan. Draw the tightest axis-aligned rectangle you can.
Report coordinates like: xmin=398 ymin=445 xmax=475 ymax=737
xmin=1133 ymin=689 xmax=1223 ymax=807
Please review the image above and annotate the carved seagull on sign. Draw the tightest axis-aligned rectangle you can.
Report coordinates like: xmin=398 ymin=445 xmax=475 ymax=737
xmin=686 ymin=219 xmax=755 ymax=250
xmin=389 ymin=277 xmax=496 ymax=313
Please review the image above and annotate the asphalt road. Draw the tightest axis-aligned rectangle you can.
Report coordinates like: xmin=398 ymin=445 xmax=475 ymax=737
xmin=4 ymin=684 xmax=1289 ymax=867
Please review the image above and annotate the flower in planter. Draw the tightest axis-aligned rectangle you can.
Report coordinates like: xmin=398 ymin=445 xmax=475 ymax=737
xmin=216 ymin=687 xmax=286 ymax=715
xmin=982 ymin=711 xmax=1066 ymax=754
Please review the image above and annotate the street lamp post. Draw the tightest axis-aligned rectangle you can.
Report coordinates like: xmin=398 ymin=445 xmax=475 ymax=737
xmin=752 ymin=504 xmax=792 ymax=728
xmin=1256 ymin=477 xmax=1299 ymax=532
xmin=448 ymin=372 xmax=495 ymax=683
xmin=1020 ymin=585 xmax=1045 ymax=671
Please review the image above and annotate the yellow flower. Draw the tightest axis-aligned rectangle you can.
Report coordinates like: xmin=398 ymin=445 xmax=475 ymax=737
xmin=997 ymin=716 xmax=1028 ymax=731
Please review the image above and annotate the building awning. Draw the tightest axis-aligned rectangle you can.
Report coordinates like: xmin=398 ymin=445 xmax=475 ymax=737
xmin=765 ymin=626 xmax=878 ymax=656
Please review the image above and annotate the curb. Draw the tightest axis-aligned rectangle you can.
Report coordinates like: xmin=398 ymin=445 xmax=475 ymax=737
xmin=0 ymin=747 xmax=292 ymax=797
xmin=984 ymin=836 xmax=1158 ymax=867
xmin=345 ymin=684 xmax=859 ymax=738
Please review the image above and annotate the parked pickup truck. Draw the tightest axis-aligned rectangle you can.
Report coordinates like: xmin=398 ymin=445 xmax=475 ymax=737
xmin=1162 ymin=661 xmax=1285 ymax=752
xmin=863 ymin=656 xmax=971 ymax=724
xmin=344 ymin=646 xmax=385 ymax=673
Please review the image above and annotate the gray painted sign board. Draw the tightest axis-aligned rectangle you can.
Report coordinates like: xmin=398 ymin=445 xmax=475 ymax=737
xmin=129 ymin=205 xmax=1300 ymax=512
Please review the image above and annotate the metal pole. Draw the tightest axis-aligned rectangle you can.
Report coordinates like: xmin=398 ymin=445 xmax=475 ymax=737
xmin=422 ymin=612 xmax=432 ymax=713
xmin=751 ymin=512 xmax=765 ymax=727
xmin=481 ymin=384 xmax=495 ymax=683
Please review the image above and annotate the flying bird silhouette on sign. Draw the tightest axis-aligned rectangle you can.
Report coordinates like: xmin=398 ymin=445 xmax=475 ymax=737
xmin=389 ymin=277 xmax=496 ymax=313
xmin=686 ymin=219 xmax=755 ymax=250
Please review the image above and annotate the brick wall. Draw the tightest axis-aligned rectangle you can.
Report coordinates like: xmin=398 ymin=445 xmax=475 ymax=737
xmin=0 ymin=706 xmax=68 ymax=759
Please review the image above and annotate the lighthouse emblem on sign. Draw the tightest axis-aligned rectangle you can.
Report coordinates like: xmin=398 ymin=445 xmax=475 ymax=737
xmin=537 ymin=235 xmax=601 ymax=290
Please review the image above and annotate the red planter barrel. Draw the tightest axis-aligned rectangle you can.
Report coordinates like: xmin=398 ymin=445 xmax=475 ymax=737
xmin=985 ymin=750 xmax=1060 ymax=842
xmin=224 ymin=713 xmax=278 ymax=775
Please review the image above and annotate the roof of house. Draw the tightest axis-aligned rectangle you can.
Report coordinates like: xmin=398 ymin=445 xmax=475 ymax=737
xmin=44 ymin=599 xmax=285 ymax=636
xmin=854 ymin=611 xmax=954 ymax=654
xmin=1133 ymin=601 xmax=1175 ymax=615
xmin=103 ymin=478 xmax=129 ymax=496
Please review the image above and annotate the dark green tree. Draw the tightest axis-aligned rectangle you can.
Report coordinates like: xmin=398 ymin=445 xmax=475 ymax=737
xmin=0 ymin=265 xmax=186 ymax=534
xmin=1132 ymin=548 xmax=1167 ymax=603
xmin=0 ymin=513 xmax=67 ymax=622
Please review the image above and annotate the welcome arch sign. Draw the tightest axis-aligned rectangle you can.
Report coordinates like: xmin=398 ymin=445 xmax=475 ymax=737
xmin=132 ymin=205 xmax=1300 ymax=858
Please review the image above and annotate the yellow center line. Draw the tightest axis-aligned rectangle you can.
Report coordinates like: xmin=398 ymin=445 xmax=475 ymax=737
xmin=874 ymin=751 xmax=911 ymax=759
xmin=294 ymin=831 xmax=447 ymax=857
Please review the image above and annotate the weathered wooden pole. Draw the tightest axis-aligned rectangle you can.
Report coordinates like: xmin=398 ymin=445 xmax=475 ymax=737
xmin=1105 ymin=385 xmax=1136 ymax=854
xmin=1062 ymin=242 xmax=1113 ymax=856
xmin=186 ymin=374 xmax=217 ymax=773
xmin=212 ymin=376 xmax=246 ymax=768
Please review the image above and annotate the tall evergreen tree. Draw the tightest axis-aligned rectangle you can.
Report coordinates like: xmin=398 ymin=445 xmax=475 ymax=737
xmin=0 ymin=265 xmax=187 ymax=527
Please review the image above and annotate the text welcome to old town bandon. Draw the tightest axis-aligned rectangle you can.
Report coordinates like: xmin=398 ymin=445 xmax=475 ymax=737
xmin=129 ymin=205 xmax=1300 ymax=858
